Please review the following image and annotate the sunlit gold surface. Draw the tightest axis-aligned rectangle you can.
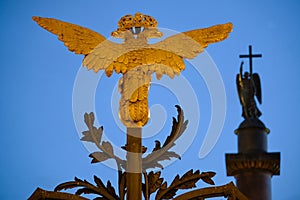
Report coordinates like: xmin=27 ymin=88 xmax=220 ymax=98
xmin=33 ymin=13 xmax=233 ymax=127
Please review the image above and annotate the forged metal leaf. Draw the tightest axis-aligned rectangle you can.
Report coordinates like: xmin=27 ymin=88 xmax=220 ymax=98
xmin=144 ymin=151 xmax=181 ymax=170
xmin=89 ymin=152 xmax=110 ymax=163
xmin=54 ymin=177 xmax=83 ymax=191
xmin=155 ymin=170 xmax=208 ymax=200
xmin=201 ymin=177 xmax=215 ymax=185
xmin=94 ymin=175 xmax=106 ymax=189
xmin=84 ymin=112 xmax=95 ymax=129
xmin=75 ymin=188 xmax=95 ymax=195
xmin=81 ymin=126 xmax=103 ymax=144
xmin=54 ymin=181 xmax=80 ymax=192
xmin=106 ymin=181 xmax=118 ymax=197
xmin=143 ymin=162 xmax=164 ymax=170
xmin=148 ymin=171 xmax=164 ymax=195
xmin=93 ymin=176 xmax=120 ymax=200
xmin=174 ymin=170 xmax=199 ymax=189
xmin=200 ymin=171 xmax=216 ymax=185
xmin=101 ymin=141 xmax=114 ymax=155
xmin=152 ymin=140 xmax=161 ymax=152
xmin=81 ymin=130 xmax=92 ymax=142
xmin=202 ymin=171 xmax=216 ymax=178
xmin=75 ymin=177 xmax=84 ymax=182
xmin=143 ymin=106 xmax=186 ymax=170
xmin=160 ymin=151 xmax=181 ymax=160
xmin=162 ymin=105 xmax=188 ymax=148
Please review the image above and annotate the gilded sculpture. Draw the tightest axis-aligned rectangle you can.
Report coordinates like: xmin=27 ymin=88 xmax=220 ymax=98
xmin=33 ymin=12 xmax=232 ymax=127
xmin=30 ymin=13 xmax=249 ymax=200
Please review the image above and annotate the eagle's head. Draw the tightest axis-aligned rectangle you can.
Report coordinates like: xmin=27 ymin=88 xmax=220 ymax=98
xmin=111 ymin=12 xmax=162 ymax=39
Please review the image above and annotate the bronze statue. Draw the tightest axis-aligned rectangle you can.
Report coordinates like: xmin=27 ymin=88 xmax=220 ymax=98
xmin=236 ymin=61 xmax=262 ymax=119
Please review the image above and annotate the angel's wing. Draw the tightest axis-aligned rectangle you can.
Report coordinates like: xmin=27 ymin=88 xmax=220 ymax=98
xmin=152 ymin=23 xmax=233 ymax=59
xmin=32 ymin=16 xmax=107 ymax=55
xmin=236 ymin=74 xmax=244 ymax=106
xmin=252 ymin=73 xmax=262 ymax=104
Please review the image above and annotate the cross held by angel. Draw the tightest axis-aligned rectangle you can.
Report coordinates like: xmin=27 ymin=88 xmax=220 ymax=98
xmin=236 ymin=61 xmax=262 ymax=119
xmin=33 ymin=12 xmax=233 ymax=127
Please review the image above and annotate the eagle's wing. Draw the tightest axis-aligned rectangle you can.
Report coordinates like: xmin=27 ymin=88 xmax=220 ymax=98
xmin=32 ymin=16 xmax=107 ymax=55
xmin=82 ymin=38 xmax=126 ymax=75
xmin=98 ymin=48 xmax=185 ymax=79
xmin=252 ymin=73 xmax=262 ymax=104
xmin=152 ymin=23 xmax=233 ymax=59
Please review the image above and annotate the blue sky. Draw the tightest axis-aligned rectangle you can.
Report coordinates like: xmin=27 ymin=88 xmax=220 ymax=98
xmin=0 ymin=1 xmax=299 ymax=199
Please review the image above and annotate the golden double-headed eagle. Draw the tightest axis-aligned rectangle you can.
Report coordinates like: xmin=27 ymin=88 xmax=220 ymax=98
xmin=33 ymin=13 xmax=232 ymax=127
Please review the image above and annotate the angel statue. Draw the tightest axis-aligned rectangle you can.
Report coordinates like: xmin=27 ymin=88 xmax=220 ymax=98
xmin=33 ymin=13 xmax=233 ymax=127
xmin=236 ymin=61 xmax=262 ymax=119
